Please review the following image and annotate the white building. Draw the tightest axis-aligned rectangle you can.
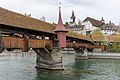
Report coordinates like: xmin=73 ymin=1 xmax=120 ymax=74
xmin=82 ymin=17 xmax=105 ymax=35
xmin=66 ymin=25 xmax=84 ymax=34
xmin=100 ymin=21 xmax=119 ymax=35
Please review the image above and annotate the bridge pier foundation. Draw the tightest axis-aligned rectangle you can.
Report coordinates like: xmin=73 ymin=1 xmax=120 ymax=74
xmin=62 ymin=48 xmax=75 ymax=69
xmin=0 ymin=47 xmax=4 ymax=53
xmin=35 ymin=48 xmax=63 ymax=70
xmin=75 ymin=48 xmax=88 ymax=60
xmin=35 ymin=48 xmax=76 ymax=70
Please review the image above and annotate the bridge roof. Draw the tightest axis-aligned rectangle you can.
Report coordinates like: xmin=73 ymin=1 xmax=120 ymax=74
xmin=0 ymin=7 xmax=56 ymax=34
xmin=67 ymin=32 xmax=93 ymax=42
xmin=0 ymin=7 xmax=93 ymax=42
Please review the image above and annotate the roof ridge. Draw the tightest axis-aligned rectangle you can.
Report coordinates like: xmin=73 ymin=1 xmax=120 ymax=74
xmin=0 ymin=7 xmax=53 ymax=26
xmin=83 ymin=17 xmax=105 ymax=27
xmin=86 ymin=17 xmax=104 ymax=23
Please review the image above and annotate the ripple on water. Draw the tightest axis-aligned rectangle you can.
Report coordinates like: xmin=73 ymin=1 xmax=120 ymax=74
xmin=1 ymin=52 xmax=120 ymax=80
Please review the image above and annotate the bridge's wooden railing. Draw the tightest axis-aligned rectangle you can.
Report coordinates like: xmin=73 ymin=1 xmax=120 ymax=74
xmin=80 ymin=43 xmax=93 ymax=49
xmin=66 ymin=42 xmax=93 ymax=49
xmin=29 ymin=39 xmax=53 ymax=48
xmin=66 ymin=42 xmax=80 ymax=48
xmin=2 ymin=36 xmax=93 ymax=50
xmin=93 ymin=45 xmax=105 ymax=51
xmin=2 ymin=36 xmax=53 ymax=49
xmin=2 ymin=36 xmax=25 ymax=48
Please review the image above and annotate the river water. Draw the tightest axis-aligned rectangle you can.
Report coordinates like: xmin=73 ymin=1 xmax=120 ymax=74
xmin=0 ymin=50 xmax=120 ymax=80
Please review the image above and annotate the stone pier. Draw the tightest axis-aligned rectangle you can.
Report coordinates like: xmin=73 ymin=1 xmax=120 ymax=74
xmin=75 ymin=48 xmax=88 ymax=60
xmin=35 ymin=48 xmax=76 ymax=70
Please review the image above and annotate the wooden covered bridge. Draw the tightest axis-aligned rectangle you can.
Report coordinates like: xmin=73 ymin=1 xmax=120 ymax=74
xmin=0 ymin=7 xmax=93 ymax=69
xmin=0 ymin=7 xmax=93 ymax=52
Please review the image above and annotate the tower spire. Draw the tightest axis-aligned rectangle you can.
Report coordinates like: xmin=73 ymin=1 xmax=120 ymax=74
xmin=54 ymin=6 xmax=68 ymax=32
xmin=70 ymin=10 xmax=76 ymax=23
xmin=71 ymin=10 xmax=76 ymax=19
xmin=54 ymin=6 xmax=68 ymax=48
xmin=101 ymin=17 xmax=105 ymax=23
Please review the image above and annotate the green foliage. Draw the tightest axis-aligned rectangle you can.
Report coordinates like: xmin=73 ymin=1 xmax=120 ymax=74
xmin=64 ymin=22 xmax=69 ymax=26
xmin=107 ymin=42 xmax=120 ymax=53
xmin=92 ymin=28 xmax=103 ymax=35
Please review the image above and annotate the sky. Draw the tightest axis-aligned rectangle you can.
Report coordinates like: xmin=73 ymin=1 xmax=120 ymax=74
xmin=0 ymin=0 xmax=120 ymax=25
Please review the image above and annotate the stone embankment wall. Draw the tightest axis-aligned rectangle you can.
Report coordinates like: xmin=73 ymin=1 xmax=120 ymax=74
xmin=88 ymin=53 xmax=120 ymax=59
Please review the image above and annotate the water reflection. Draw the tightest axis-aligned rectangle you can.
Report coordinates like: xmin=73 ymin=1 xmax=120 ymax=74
xmin=36 ymin=59 xmax=120 ymax=80
xmin=0 ymin=50 xmax=37 ymax=80
xmin=1 ymin=50 xmax=120 ymax=80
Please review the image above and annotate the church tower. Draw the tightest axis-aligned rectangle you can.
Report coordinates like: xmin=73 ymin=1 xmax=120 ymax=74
xmin=70 ymin=10 xmax=76 ymax=26
xmin=101 ymin=17 xmax=105 ymax=23
xmin=71 ymin=10 xmax=76 ymax=23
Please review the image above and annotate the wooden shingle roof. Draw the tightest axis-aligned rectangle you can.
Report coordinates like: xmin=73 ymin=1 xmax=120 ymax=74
xmin=0 ymin=7 xmax=93 ymax=42
xmin=0 ymin=7 xmax=56 ymax=34
xmin=67 ymin=31 xmax=93 ymax=42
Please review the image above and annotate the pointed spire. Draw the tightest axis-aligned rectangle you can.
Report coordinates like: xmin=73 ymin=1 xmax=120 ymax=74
xmin=54 ymin=7 xmax=68 ymax=32
xmin=70 ymin=10 xmax=76 ymax=23
xmin=101 ymin=17 xmax=105 ymax=23
xmin=109 ymin=20 xmax=112 ymax=25
xmin=71 ymin=10 xmax=76 ymax=19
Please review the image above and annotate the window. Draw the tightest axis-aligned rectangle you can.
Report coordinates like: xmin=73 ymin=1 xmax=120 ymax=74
xmin=54 ymin=35 xmax=58 ymax=40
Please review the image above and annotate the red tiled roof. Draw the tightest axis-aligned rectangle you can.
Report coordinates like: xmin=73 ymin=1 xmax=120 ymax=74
xmin=83 ymin=17 xmax=105 ymax=27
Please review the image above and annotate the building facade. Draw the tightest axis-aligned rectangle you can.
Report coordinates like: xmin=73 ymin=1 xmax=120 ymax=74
xmin=66 ymin=12 xmax=119 ymax=36
xmin=82 ymin=17 xmax=105 ymax=35
xmin=100 ymin=21 xmax=119 ymax=35
xmin=66 ymin=25 xmax=84 ymax=34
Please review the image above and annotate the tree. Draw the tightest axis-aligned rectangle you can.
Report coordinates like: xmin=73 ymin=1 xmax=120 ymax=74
xmin=92 ymin=28 xmax=103 ymax=35
xmin=64 ymin=22 xmax=69 ymax=26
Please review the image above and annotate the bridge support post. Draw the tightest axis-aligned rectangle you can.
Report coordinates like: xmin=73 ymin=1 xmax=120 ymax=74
xmin=35 ymin=48 xmax=76 ymax=70
xmin=35 ymin=48 xmax=64 ymax=70
xmin=22 ymin=34 xmax=29 ymax=52
xmin=0 ymin=31 xmax=4 ymax=53
xmin=49 ymin=35 xmax=54 ymax=49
